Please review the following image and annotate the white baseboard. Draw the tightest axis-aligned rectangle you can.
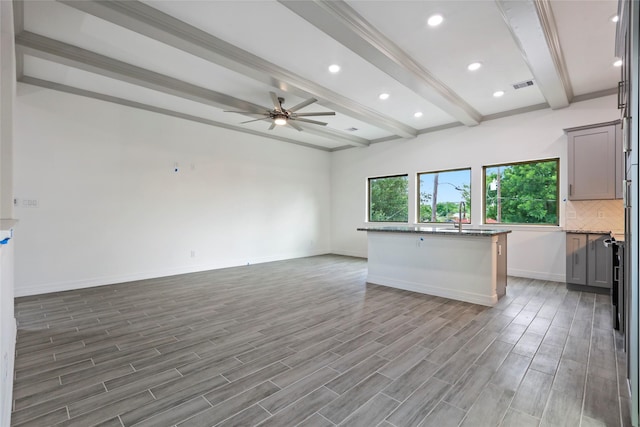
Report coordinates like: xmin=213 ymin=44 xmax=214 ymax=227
xmin=1 ymin=318 xmax=16 ymax=427
xmin=15 ymin=250 xmax=331 ymax=297
xmin=508 ymin=268 xmax=565 ymax=283
xmin=329 ymin=248 xmax=367 ymax=259
xmin=16 ymin=252 xmax=564 ymax=298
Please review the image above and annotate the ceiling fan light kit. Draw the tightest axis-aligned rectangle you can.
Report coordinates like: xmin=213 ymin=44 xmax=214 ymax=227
xmin=225 ymin=91 xmax=336 ymax=131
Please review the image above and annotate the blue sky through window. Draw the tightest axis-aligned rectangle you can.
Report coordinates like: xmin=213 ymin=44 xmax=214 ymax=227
xmin=419 ymin=169 xmax=470 ymax=203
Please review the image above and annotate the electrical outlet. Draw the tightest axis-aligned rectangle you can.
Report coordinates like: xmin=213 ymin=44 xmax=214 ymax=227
xmin=566 ymin=211 xmax=576 ymax=219
xmin=190 ymin=250 xmax=196 ymax=258
xmin=20 ymin=199 xmax=39 ymax=208
xmin=597 ymin=210 xmax=605 ymax=218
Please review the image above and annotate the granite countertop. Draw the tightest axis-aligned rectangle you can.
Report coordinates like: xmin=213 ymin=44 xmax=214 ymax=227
xmin=565 ymin=229 xmax=625 ymax=242
xmin=565 ymin=229 xmax=613 ymax=235
xmin=357 ymin=226 xmax=512 ymax=237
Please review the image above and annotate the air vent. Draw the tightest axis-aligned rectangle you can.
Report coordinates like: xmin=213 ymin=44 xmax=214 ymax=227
xmin=345 ymin=127 xmax=359 ymax=132
xmin=513 ymin=80 xmax=534 ymax=90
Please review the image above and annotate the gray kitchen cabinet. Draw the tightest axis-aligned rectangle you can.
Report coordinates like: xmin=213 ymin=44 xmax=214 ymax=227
xmin=615 ymin=123 xmax=623 ymax=199
xmin=566 ymin=121 xmax=621 ymax=200
xmin=566 ymin=233 xmax=587 ymax=285
xmin=566 ymin=232 xmax=611 ymax=289
xmin=587 ymin=234 xmax=612 ymax=287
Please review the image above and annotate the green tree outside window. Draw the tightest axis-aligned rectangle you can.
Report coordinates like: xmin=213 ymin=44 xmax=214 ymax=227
xmin=369 ymin=175 xmax=409 ymax=222
xmin=418 ymin=169 xmax=471 ymax=223
xmin=485 ymin=159 xmax=558 ymax=225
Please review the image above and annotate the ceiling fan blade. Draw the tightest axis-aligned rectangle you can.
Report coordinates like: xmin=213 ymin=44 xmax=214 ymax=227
xmin=287 ymin=97 xmax=318 ymax=112
xmin=269 ymin=92 xmax=282 ymax=112
xmin=268 ymin=122 xmax=276 ymax=131
xmin=287 ymin=120 xmax=303 ymax=131
xmin=241 ymin=118 xmax=271 ymax=124
xmin=293 ymin=112 xmax=336 ymax=117
xmin=224 ymin=110 xmax=267 ymax=114
xmin=293 ymin=118 xmax=328 ymax=126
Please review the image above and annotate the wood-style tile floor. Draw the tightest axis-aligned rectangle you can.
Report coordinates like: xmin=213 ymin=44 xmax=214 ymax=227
xmin=12 ymin=255 xmax=630 ymax=426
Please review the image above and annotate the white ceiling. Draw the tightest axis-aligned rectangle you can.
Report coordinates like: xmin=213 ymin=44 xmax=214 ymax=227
xmin=13 ymin=0 xmax=621 ymax=152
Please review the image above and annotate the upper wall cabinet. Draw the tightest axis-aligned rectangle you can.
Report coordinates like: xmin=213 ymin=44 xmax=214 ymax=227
xmin=566 ymin=121 xmax=622 ymax=200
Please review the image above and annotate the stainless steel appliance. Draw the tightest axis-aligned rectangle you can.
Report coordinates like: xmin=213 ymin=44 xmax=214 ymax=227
xmin=605 ymin=237 xmax=625 ymax=331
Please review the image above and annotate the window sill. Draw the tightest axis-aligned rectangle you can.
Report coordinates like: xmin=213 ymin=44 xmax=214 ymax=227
xmin=409 ymin=223 xmax=563 ymax=232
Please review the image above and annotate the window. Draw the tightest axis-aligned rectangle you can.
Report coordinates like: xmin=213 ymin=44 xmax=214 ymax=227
xmin=484 ymin=159 xmax=559 ymax=225
xmin=368 ymin=175 xmax=409 ymax=222
xmin=418 ymin=168 xmax=471 ymax=223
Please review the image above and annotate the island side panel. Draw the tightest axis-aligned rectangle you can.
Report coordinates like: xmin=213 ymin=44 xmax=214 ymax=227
xmin=365 ymin=232 xmax=499 ymax=306
xmin=496 ymin=233 xmax=507 ymax=298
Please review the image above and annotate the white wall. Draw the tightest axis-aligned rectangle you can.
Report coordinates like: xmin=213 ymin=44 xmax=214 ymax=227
xmin=331 ymin=95 xmax=620 ymax=282
xmin=14 ymin=85 xmax=331 ymax=296
xmin=0 ymin=1 xmax=16 ymax=425
xmin=12 ymin=84 xmax=622 ymax=295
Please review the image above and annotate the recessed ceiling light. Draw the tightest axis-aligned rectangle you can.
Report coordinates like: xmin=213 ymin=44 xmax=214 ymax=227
xmin=414 ymin=112 xmax=423 ymax=118
xmin=328 ymin=64 xmax=341 ymax=73
xmin=467 ymin=62 xmax=482 ymax=71
xmin=493 ymin=90 xmax=505 ymax=98
xmin=614 ymin=59 xmax=623 ymax=67
xmin=379 ymin=93 xmax=390 ymax=100
xmin=427 ymin=14 xmax=443 ymax=27
xmin=611 ymin=15 xmax=619 ymax=23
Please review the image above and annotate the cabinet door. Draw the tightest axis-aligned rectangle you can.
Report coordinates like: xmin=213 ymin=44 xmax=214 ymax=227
xmin=567 ymin=125 xmax=616 ymax=200
xmin=566 ymin=234 xmax=587 ymax=285
xmin=616 ymin=123 xmax=624 ymax=199
xmin=588 ymin=234 xmax=612 ymax=288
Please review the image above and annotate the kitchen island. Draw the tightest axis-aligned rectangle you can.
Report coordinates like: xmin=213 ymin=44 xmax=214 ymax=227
xmin=358 ymin=226 xmax=511 ymax=306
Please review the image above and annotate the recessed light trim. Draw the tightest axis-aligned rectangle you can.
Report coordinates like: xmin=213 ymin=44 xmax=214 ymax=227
xmin=614 ymin=59 xmax=623 ymax=67
xmin=414 ymin=112 xmax=423 ymax=118
xmin=328 ymin=64 xmax=341 ymax=73
xmin=427 ymin=14 xmax=443 ymax=27
xmin=493 ymin=90 xmax=505 ymax=98
xmin=467 ymin=62 xmax=482 ymax=71
xmin=379 ymin=93 xmax=390 ymax=100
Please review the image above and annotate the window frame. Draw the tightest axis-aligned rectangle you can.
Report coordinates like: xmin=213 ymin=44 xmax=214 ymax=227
xmin=416 ymin=167 xmax=472 ymax=224
xmin=367 ymin=174 xmax=409 ymax=223
xmin=482 ymin=158 xmax=560 ymax=226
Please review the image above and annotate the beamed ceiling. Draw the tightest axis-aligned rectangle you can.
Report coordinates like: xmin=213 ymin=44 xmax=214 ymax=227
xmin=13 ymin=0 xmax=620 ymax=152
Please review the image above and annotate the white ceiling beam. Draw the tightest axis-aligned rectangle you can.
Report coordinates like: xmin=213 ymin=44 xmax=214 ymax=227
xmin=15 ymin=32 xmax=370 ymax=148
xmin=279 ymin=0 xmax=482 ymax=126
xmin=58 ymin=0 xmax=416 ymax=139
xmin=13 ymin=0 xmax=23 ymax=79
xmin=495 ymin=0 xmax=572 ymax=109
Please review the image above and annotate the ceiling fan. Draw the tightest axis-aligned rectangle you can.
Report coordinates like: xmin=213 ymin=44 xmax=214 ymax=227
xmin=225 ymin=92 xmax=335 ymax=131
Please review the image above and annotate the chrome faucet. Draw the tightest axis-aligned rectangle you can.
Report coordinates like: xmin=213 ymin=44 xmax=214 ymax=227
xmin=457 ymin=201 xmax=466 ymax=231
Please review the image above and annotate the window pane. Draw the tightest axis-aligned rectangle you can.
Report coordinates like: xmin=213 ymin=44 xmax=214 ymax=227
xmin=418 ymin=169 xmax=471 ymax=223
xmin=484 ymin=159 xmax=558 ymax=225
xmin=368 ymin=175 xmax=409 ymax=222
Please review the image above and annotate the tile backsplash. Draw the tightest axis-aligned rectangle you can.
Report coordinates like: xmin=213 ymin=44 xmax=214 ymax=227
xmin=565 ymin=199 xmax=624 ymax=235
